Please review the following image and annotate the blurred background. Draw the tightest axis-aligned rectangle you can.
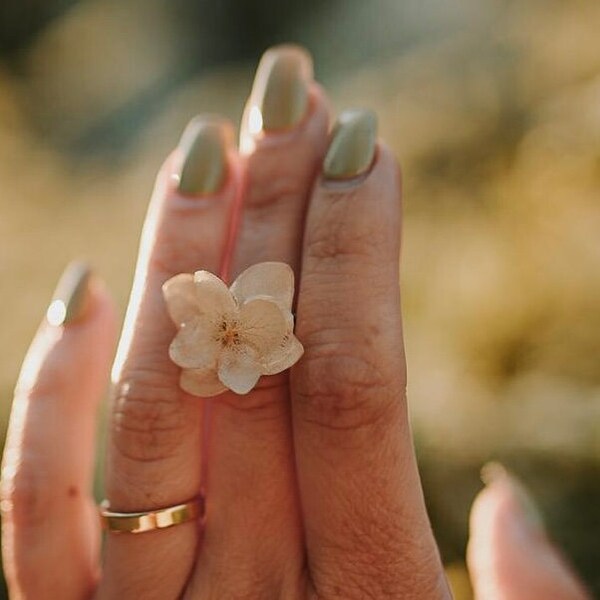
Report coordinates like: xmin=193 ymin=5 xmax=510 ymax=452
xmin=1 ymin=0 xmax=599 ymax=597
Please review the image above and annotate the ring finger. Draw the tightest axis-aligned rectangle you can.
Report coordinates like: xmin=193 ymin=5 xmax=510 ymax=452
xmin=192 ymin=46 xmax=330 ymax=597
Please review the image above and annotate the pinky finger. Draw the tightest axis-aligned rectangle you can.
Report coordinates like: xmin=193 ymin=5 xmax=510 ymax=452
xmin=1 ymin=262 xmax=117 ymax=599
xmin=467 ymin=463 xmax=592 ymax=600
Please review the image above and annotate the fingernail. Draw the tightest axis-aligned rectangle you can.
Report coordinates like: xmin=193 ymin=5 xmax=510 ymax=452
xmin=46 ymin=261 xmax=93 ymax=326
xmin=481 ymin=462 xmax=545 ymax=532
xmin=323 ymin=109 xmax=377 ymax=180
xmin=247 ymin=45 xmax=312 ymax=134
xmin=178 ymin=116 xmax=233 ymax=196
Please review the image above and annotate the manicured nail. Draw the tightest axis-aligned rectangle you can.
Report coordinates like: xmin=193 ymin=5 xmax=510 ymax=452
xmin=247 ymin=45 xmax=312 ymax=133
xmin=481 ymin=462 xmax=545 ymax=532
xmin=178 ymin=116 xmax=233 ymax=196
xmin=46 ymin=261 xmax=93 ymax=326
xmin=323 ymin=109 xmax=377 ymax=180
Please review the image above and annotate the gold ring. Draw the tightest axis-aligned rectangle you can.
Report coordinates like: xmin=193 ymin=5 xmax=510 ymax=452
xmin=99 ymin=498 xmax=203 ymax=534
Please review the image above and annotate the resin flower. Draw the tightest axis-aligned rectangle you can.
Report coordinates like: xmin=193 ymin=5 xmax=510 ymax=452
xmin=162 ymin=262 xmax=303 ymax=397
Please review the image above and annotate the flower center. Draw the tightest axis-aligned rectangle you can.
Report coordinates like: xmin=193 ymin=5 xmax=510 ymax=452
xmin=219 ymin=319 xmax=241 ymax=347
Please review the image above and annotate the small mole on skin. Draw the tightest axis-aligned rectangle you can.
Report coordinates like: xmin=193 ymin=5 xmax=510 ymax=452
xmin=67 ymin=486 xmax=78 ymax=498
xmin=369 ymin=324 xmax=381 ymax=337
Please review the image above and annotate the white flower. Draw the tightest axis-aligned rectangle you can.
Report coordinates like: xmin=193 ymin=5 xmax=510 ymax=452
xmin=162 ymin=262 xmax=303 ymax=397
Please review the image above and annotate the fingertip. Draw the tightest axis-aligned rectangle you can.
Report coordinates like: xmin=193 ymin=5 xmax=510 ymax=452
xmin=172 ymin=115 xmax=238 ymax=199
xmin=318 ymin=131 xmax=401 ymax=203
xmin=241 ymin=44 xmax=314 ymax=140
xmin=85 ymin=273 xmax=119 ymax=348
xmin=306 ymin=136 xmax=402 ymax=271
xmin=311 ymin=82 xmax=334 ymax=125
xmin=180 ymin=116 xmax=236 ymax=192
xmin=17 ymin=267 xmax=117 ymax=400
xmin=48 ymin=267 xmax=117 ymax=345
xmin=468 ymin=465 xmax=591 ymax=600
xmin=371 ymin=141 xmax=403 ymax=194
xmin=322 ymin=108 xmax=377 ymax=181
xmin=379 ymin=140 xmax=403 ymax=178
xmin=470 ymin=464 xmax=545 ymax=549
xmin=467 ymin=467 xmax=542 ymax=600
xmin=468 ymin=465 xmax=542 ymax=568
xmin=240 ymin=81 xmax=330 ymax=155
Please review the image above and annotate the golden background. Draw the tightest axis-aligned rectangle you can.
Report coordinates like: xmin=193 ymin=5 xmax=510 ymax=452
xmin=1 ymin=0 xmax=599 ymax=596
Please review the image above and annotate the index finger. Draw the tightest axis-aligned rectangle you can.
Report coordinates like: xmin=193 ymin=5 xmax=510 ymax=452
xmin=99 ymin=117 xmax=237 ymax=599
xmin=292 ymin=111 xmax=449 ymax=598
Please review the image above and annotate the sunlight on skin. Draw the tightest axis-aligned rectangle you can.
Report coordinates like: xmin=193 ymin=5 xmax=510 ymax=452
xmin=109 ymin=158 xmax=173 ymax=384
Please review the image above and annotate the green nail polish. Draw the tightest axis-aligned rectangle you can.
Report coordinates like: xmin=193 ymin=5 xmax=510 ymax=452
xmin=178 ymin=117 xmax=231 ymax=196
xmin=250 ymin=45 xmax=312 ymax=132
xmin=47 ymin=261 xmax=92 ymax=326
xmin=323 ymin=109 xmax=377 ymax=180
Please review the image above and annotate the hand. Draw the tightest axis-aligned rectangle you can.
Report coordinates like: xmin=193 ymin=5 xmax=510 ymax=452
xmin=1 ymin=45 xmax=590 ymax=600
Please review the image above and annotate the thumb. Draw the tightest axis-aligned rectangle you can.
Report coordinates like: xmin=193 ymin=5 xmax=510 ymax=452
xmin=466 ymin=463 xmax=591 ymax=600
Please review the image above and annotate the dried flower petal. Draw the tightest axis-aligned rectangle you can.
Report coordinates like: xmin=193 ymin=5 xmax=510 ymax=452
xmin=218 ymin=346 xmax=262 ymax=394
xmin=163 ymin=261 xmax=304 ymax=397
xmin=180 ymin=367 xmax=227 ymax=397
xmin=262 ymin=333 xmax=304 ymax=375
xmin=193 ymin=271 xmax=237 ymax=320
xmin=243 ymin=293 xmax=295 ymax=328
xmin=230 ymin=262 xmax=294 ymax=311
xmin=238 ymin=297 xmax=288 ymax=354
xmin=169 ymin=317 xmax=220 ymax=369
xmin=162 ymin=274 xmax=199 ymax=325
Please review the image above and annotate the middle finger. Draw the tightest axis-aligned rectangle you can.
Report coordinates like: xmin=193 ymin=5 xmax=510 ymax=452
xmin=192 ymin=46 xmax=329 ymax=597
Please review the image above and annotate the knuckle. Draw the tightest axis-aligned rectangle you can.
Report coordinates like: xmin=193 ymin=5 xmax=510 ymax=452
xmin=245 ymin=171 xmax=304 ymax=211
xmin=148 ymin=239 xmax=203 ymax=278
xmin=148 ymin=223 xmax=217 ymax=277
xmin=219 ymin=377 xmax=289 ymax=423
xmin=305 ymin=197 xmax=384 ymax=264
xmin=293 ymin=340 xmax=401 ymax=433
xmin=111 ymin=368 xmax=191 ymax=464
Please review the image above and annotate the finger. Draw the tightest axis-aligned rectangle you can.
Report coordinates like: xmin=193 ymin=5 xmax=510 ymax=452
xmin=193 ymin=46 xmax=329 ymax=597
xmin=467 ymin=463 xmax=591 ymax=600
xmin=98 ymin=117 xmax=237 ymax=599
xmin=293 ymin=111 xmax=448 ymax=598
xmin=1 ymin=263 xmax=116 ymax=600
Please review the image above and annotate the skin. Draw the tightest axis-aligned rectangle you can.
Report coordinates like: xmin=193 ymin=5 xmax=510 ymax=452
xmin=0 ymin=51 xmax=590 ymax=600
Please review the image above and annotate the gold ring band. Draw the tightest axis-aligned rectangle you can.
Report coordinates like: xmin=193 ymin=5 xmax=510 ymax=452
xmin=99 ymin=498 xmax=203 ymax=534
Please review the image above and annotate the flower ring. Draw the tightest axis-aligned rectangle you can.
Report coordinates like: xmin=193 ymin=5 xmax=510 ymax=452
xmin=162 ymin=262 xmax=303 ymax=397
